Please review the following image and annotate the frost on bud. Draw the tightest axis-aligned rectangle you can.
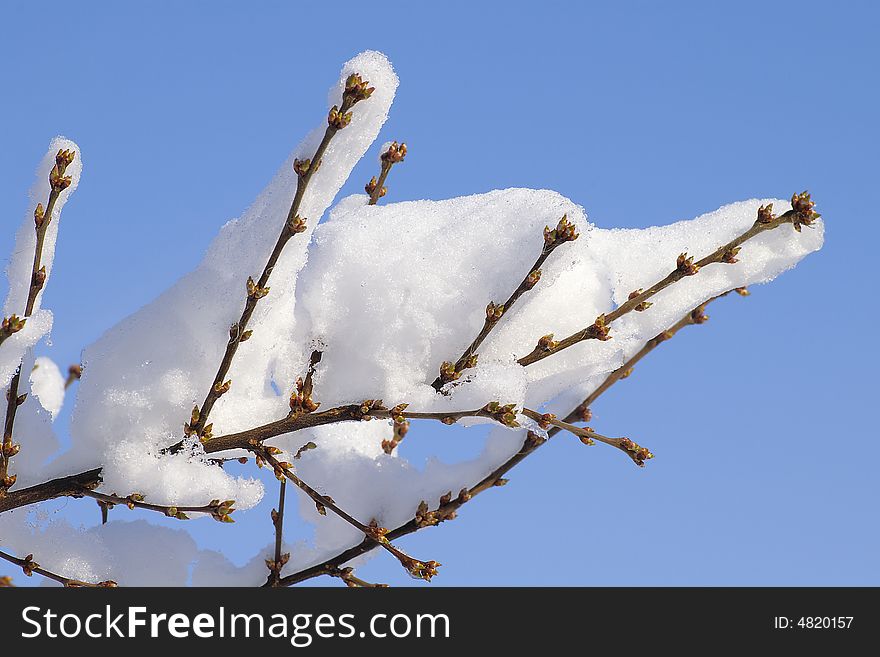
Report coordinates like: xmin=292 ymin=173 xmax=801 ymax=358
xmin=286 ymin=215 xmax=307 ymax=235
xmin=585 ymin=314 xmax=611 ymax=341
xmin=721 ymin=247 xmax=741 ymax=264
xmin=246 ymin=276 xmax=270 ymax=300
xmin=543 ymin=214 xmax=579 ymax=250
xmin=790 ymin=191 xmax=820 ymax=232
xmin=343 ymin=73 xmax=375 ymax=105
xmin=676 ymin=252 xmax=700 ymax=276
xmin=617 ymin=437 xmax=654 ymax=467
xmin=524 ymin=269 xmax=542 ymax=290
xmin=381 ymin=141 xmax=407 ymax=164
xmin=328 ymin=105 xmax=353 ymax=130
xmin=49 ymin=149 xmax=75 ymax=192
xmin=628 ymin=289 xmax=652 ymax=312
xmin=485 ymin=301 xmax=504 ymax=323
xmin=482 ymin=401 xmax=520 ymax=428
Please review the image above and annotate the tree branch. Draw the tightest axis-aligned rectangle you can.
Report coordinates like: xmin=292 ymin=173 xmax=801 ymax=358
xmin=366 ymin=141 xmax=406 ymax=205
xmin=184 ymin=74 xmax=377 ymax=444
xmin=517 ymin=197 xmax=819 ymax=367
xmin=431 ymin=214 xmax=579 ymax=390
xmin=0 ymin=547 xmax=116 ymax=587
xmin=2 ymin=149 xmax=77 ymax=495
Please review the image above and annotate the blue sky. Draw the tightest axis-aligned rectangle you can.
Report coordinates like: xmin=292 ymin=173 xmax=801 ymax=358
xmin=1 ymin=1 xmax=877 ymax=585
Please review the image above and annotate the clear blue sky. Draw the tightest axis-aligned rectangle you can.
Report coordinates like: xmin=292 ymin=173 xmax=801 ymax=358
xmin=1 ymin=1 xmax=876 ymax=585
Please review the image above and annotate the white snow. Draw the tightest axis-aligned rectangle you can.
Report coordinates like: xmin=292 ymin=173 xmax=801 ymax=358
xmin=30 ymin=356 xmax=65 ymax=420
xmin=0 ymin=51 xmax=825 ymax=585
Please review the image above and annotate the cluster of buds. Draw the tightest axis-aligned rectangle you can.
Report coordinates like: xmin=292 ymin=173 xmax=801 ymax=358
xmin=33 ymin=203 xmax=45 ymax=229
xmin=286 ymin=214 xmax=307 ymax=235
xmin=571 ymin=402 xmax=592 ymax=423
xmin=790 ymin=191 xmax=820 ymax=232
xmin=230 ymin=323 xmax=253 ymax=343
xmin=183 ymin=405 xmax=212 ymax=441
xmin=289 ymin=377 xmax=319 ymax=416
xmin=485 ymin=301 xmax=504 ymax=323
xmin=342 ymin=73 xmax=375 ymax=107
xmin=482 ymin=401 xmax=520 ymax=428
xmin=524 ymin=268 xmax=542 ymax=290
xmin=721 ymin=246 xmax=741 ymax=264
xmin=294 ymin=441 xmax=317 ymax=460
xmin=366 ymin=518 xmax=389 ymax=543
xmin=398 ymin=554 xmax=441 ymax=582
xmin=628 ymin=289 xmax=653 ymax=312
xmin=578 ymin=432 xmax=596 ymax=446
xmin=676 ymin=252 xmax=700 ymax=276
xmin=365 ymin=176 xmax=386 ymax=199
xmin=617 ymin=437 xmax=654 ymax=467
xmin=265 ymin=551 xmax=290 ymax=577
xmin=585 ymin=313 xmax=611 ymax=341
xmin=543 ymin=214 xmax=579 ymax=250
xmin=358 ymin=399 xmax=386 ymax=420
xmin=381 ymin=141 xmax=407 ymax=164
xmin=438 ymin=360 xmax=461 ymax=385
xmin=414 ymin=491 xmax=461 ymax=528
xmin=328 ymin=104 xmax=353 ymax=130
xmin=1 ymin=315 xmax=26 ymax=341
xmin=246 ymin=276 xmax=270 ymax=300
xmin=49 ymin=149 xmax=75 ymax=192
xmin=382 ymin=405 xmax=410 ymax=454
xmin=757 ymin=203 xmax=776 ymax=224
xmin=535 ymin=413 xmax=556 ymax=430
xmin=208 ymin=499 xmax=235 ymax=523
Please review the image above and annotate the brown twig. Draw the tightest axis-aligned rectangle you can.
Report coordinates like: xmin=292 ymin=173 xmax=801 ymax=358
xmin=266 ymin=478 xmax=288 ymax=586
xmin=431 ymin=214 xmax=579 ymax=390
xmin=79 ymin=488 xmax=235 ymax=522
xmin=183 ymin=75 xmax=376 ymax=444
xmin=1 ymin=149 xmax=77 ymax=496
xmin=366 ymin=141 xmax=406 ymax=205
xmin=0 ymin=547 xmax=116 ymax=587
xmin=275 ymin=289 xmax=752 ymax=585
xmin=255 ymin=445 xmax=440 ymax=582
xmin=517 ymin=197 xmax=819 ymax=367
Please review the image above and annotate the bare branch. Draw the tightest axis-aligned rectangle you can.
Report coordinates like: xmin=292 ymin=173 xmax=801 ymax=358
xmin=366 ymin=141 xmax=406 ymax=205
xmin=0 ymin=547 xmax=116 ymax=587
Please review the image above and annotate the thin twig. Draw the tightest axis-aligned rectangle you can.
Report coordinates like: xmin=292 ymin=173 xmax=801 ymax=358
xmin=79 ymin=488 xmax=235 ymax=522
xmin=266 ymin=478 xmax=288 ymax=586
xmin=431 ymin=214 xmax=579 ymax=390
xmin=517 ymin=198 xmax=819 ymax=367
xmin=0 ymin=547 xmax=116 ymax=587
xmin=2 ymin=149 xmax=77 ymax=495
xmin=366 ymin=141 xmax=406 ymax=205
